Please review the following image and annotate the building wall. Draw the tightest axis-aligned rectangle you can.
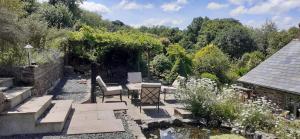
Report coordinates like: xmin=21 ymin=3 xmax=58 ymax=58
xmin=254 ymin=86 xmax=300 ymax=109
xmin=0 ymin=58 xmax=64 ymax=96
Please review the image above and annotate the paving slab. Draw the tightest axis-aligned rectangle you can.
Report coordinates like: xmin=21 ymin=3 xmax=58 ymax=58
xmin=67 ymin=104 xmax=125 ymax=135
xmin=72 ymin=102 xmax=127 ymax=112
xmin=40 ymin=100 xmax=73 ymax=123
xmin=67 ymin=119 xmax=125 ymax=135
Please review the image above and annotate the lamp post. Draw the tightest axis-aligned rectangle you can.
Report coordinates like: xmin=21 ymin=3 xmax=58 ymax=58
xmin=24 ymin=44 xmax=33 ymax=66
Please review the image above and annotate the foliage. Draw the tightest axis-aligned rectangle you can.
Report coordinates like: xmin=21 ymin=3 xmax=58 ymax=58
xmin=167 ymin=44 xmax=192 ymax=78
xmin=238 ymin=51 xmax=265 ymax=71
xmin=48 ymin=0 xmax=84 ymax=18
xmin=235 ymin=97 xmax=277 ymax=131
xmin=176 ymin=78 xmax=240 ymax=122
xmin=69 ymin=25 xmax=162 ymax=62
xmin=200 ymin=72 xmax=219 ymax=83
xmin=150 ymin=54 xmax=172 ymax=81
xmin=213 ymin=25 xmax=256 ymax=58
xmin=193 ymin=44 xmax=230 ymax=81
xmin=78 ymin=10 xmax=104 ymax=27
xmin=139 ymin=26 xmax=183 ymax=44
xmin=37 ymin=3 xmax=74 ymax=28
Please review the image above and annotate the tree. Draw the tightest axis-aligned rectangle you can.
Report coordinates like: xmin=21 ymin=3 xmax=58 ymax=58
xmin=37 ymin=3 xmax=74 ymax=28
xmin=213 ymin=25 xmax=256 ymax=58
xmin=150 ymin=54 xmax=172 ymax=80
xmin=193 ymin=44 xmax=230 ymax=80
xmin=78 ymin=10 xmax=103 ymax=27
xmin=48 ymin=0 xmax=84 ymax=18
xmin=167 ymin=44 xmax=192 ymax=79
xmin=196 ymin=18 xmax=242 ymax=49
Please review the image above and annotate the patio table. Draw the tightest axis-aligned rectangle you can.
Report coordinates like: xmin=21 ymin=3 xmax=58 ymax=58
xmin=126 ymin=83 xmax=141 ymax=99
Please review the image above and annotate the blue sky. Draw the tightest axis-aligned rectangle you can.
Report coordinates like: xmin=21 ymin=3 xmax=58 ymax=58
xmin=78 ymin=0 xmax=300 ymax=30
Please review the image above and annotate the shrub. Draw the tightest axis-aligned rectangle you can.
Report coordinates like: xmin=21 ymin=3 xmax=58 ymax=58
xmin=200 ymin=72 xmax=219 ymax=83
xmin=235 ymin=97 xmax=277 ymax=132
xmin=193 ymin=44 xmax=230 ymax=82
xmin=176 ymin=78 xmax=240 ymax=123
xmin=150 ymin=54 xmax=172 ymax=81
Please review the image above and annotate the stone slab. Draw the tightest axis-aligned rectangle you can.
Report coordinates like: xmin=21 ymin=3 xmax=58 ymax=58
xmin=40 ymin=100 xmax=73 ymax=123
xmin=73 ymin=102 xmax=128 ymax=112
xmin=3 ymin=87 xmax=32 ymax=99
xmin=67 ymin=119 xmax=125 ymax=135
xmin=67 ymin=106 xmax=124 ymax=135
xmin=0 ymin=78 xmax=13 ymax=88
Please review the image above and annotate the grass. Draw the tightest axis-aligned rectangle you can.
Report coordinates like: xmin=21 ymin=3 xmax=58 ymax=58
xmin=211 ymin=134 xmax=246 ymax=139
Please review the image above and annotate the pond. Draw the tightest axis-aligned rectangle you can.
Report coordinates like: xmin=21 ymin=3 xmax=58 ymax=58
xmin=143 ymin=125 xmax=244 ymax=139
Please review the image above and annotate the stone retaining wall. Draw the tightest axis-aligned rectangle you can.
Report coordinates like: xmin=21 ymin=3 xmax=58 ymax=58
xmin=254 ymin=86 xmax=286 ymax=108
xmin=0 ymin=58 xmax=64 ymax=96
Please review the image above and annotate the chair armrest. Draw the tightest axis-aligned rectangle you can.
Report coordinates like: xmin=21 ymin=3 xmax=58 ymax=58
xmin=106 ymin=83 xmax=120 ymax=86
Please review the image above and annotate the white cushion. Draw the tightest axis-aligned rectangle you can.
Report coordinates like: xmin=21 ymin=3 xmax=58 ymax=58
xmin=172 ymin=76 xmax=185 ymax=87
xmin=161 ymin=86 xmax=176 ymax=93
xmin=96 ymin=76 xmax=107 ymax=91
xmin=106 ymin=86 xmax=123 ymax=95
xmin=141 ymin=83 xmax=161 ymax=88
xmin=127 ymin=72 xmax=142 ymax=83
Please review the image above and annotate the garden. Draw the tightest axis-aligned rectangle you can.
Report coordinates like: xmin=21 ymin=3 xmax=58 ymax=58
xmin=1 ymin=0 xmax=300 ymax=139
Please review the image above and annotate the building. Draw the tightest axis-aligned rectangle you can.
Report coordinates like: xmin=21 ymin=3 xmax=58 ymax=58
xmin=238 ymin=39 xmax=300 ymax=115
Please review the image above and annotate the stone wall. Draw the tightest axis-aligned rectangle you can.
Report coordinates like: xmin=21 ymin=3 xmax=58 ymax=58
xmin=0 ymin=58 xmax=64 ymax=96
xmin=255 ymin=86 xmax=299 ymax=109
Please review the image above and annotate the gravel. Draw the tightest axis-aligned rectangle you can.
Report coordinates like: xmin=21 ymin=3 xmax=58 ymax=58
xmin=50 ymin=74 xmax=90 ymax=103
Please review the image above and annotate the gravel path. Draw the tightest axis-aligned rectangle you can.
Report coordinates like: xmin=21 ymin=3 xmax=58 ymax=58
xmin=50 ymin=74 xmax=90 ymax=103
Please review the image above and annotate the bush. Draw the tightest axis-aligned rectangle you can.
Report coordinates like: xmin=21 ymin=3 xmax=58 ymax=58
xmin=176 ymin=78 xmax=240 ymax=123
xmin=200 ymin=72 xmax=219 ymax=83
xmin=235 ymin=97 xmax=277 ymax=132
xmin=193 ymin=44 xmax=230 ymax=82
xmin=150 ymin=54 xmax=172 ymax=81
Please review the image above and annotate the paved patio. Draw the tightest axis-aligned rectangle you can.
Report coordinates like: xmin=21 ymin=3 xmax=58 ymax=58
xmin=96 ymin=92 xmax=186 ymax=122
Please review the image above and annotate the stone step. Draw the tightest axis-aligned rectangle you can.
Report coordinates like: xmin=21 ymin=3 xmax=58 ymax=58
xmin=0 ymin=78 xmax=13 ymax=88
xmin=0 ymin=96 xmax=53 ymax=136
xmin=5 ymin=95 xmax=52 ymax=120
xmin=174 ymin=108 xmax=192 ymax=119
xmin=72 ymin=102 xmax=128 ymax=112
xmin=37 ymin=100 xmax=73 ymax=133
xmin=3 ymin=87 xmax=32 ymax=109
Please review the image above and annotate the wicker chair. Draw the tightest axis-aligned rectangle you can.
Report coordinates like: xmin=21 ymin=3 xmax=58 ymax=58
xmin=96 ymin=76 xmax=123 ymax=103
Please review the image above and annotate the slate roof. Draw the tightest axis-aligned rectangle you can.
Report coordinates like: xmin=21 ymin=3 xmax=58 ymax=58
xmin=238 ymin=39 xmax=300 ymax=95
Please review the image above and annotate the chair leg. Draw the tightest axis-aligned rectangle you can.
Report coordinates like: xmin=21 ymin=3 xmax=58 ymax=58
xmin=102 ymin=94 xmax=105 ymax=103
xmin=140 ymin=102 xmax=142 ymax=113
xmin=157 ymin=103 xmax=160 ymax=113
xmin=128 ymin=90 xmax=130 ymax=98
xmin=164 ymin=92 xmax=166 ymax=101
xmin=120 ymin=93 xmax=123 ymax=102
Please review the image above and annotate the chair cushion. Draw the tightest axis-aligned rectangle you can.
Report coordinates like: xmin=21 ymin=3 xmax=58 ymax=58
xmin=127 ymin=72 xmax=142 ymax=83
xmin=141 ymin=83 xmax=161 ymax=88
xmin=106 ymin=86 xmax=123 ymax=95
xmin=172 ymin=76 xmax=186 ymax=87
xmin=161 ymin=86 xmax=176 ymax=93
xmin=96 ymin=76 xmax=107 ymax=91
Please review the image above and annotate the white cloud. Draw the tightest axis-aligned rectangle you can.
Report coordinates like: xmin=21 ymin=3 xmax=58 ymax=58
xmin=207 ymin=2 xmax=229 ymax=10
xmin=230 ymin=6 xmax=247 ymax=16
xmin=80 ymin=1 xmax=111 ymax=14
xmin=272 ymin=15 xmax=297 ymax=29
xmin=230 ymin=0 xmax=300 ymax=16
xmin=161 ymin=0 xmax=188 ymax=12
xmin=229 ymin=0 xmax=255 ymax=5
xmin=132 ymin=18 xmax=183 ymax=28
xmin=117 ymin=0 xmax=153 ymax=10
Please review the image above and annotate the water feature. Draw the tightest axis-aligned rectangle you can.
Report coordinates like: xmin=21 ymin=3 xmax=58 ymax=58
xmin=144 ymin=125 xmax=232 ymax=139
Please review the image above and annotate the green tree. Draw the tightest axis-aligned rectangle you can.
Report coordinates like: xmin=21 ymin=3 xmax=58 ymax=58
xmin=167 ymin=44 xmax=192 ymax=79
xmin=213 ymin=25 xmax=256 ymax=58
xmin=193 ymin=44 xmax=230 ymax=80
xmin=150 ymin=54 xmax=172 ymax=80
xmin=37 ymin=3 xmax=74 ymax=28
xmin=48 ymin=0 xmax=84 ymax=18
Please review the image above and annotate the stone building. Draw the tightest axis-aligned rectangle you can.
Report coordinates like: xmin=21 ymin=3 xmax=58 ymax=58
xmin=238 ymin=39 xmax=300 ymax=116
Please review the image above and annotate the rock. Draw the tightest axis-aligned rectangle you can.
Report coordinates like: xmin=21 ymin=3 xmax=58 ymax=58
xmin=172 ymin=119 xmax=183 ymax=126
